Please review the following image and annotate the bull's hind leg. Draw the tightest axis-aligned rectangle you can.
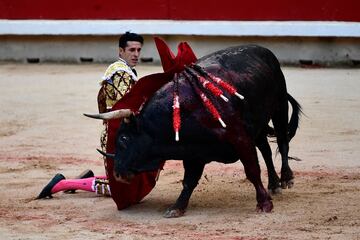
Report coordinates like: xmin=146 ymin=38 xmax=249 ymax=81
xmin=272 ymin=104 xmax=294 ymax=189
xmin=238 ymin=143 xmax=273 ymax=212
xmin=256 ymin=133 xmax=281 ymax=194
xmin=163 ymin=160 xmax=205 ymax=218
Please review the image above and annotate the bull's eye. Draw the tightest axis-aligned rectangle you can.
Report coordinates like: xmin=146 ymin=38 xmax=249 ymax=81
xmin=118 ymin=135 xmax=129 ymax=149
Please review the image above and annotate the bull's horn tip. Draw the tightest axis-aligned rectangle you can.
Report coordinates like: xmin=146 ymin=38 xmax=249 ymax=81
xmin=83 ymin=113 xmax=100 ymax=119
xmin=96 ymin=149 xmax=115 ymax=160
xmin=96 ymin=148 xmax=107 ymax=156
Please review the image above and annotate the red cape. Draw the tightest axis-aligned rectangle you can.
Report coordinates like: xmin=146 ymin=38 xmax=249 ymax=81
xmin=105 ymin=37 xmax=197 ymax=210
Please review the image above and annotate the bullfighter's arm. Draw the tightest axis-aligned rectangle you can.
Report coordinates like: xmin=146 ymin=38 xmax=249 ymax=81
xmin=98 ymin=70 xmax=135 ymax=112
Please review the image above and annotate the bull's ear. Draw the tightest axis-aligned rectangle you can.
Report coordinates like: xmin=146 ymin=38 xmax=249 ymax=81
xmin=129 ymin=114 xmax=137 ymax=124
xmin=128 ymin=114 xmax=141 ymax=132
xmin=123 ymin=114 xmax=139 ymax=132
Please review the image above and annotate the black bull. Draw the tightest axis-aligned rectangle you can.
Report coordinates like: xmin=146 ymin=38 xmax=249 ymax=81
xmin=98 ymin=45 xmax=301 ymax=217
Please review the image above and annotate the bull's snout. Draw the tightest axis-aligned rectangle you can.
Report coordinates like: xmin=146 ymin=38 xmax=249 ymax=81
xmin=113 ymin=171 xmax=135 ymax=184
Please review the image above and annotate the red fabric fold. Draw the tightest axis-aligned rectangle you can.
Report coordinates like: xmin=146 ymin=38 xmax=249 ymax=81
xmin=105 ymin=37 xmax=197 ymax=210
xmin=155 ymin=37 xmax=197 ymax=73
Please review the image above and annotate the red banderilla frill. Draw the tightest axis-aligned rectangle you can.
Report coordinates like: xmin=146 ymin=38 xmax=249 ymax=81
xmin=173 ymin=95 xmax=181 ymax=141
xmin=208 ymin=74 xmax=244 ymax=100
xmin=186 ymin=67 xmax=228 ymax=102
xmin=192 ymin=64 xmax=245 ymax=100
xmin=183 ymin=71 xmax=227 ymax=128
xmin=173 ymin=74 xmax=181 ymax=141
xmin=199 ymin=92 xmax=226 ymax=128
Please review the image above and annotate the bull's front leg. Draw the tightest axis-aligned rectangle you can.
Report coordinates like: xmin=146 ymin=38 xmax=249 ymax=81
xmin=163 ymin=160 xmax=205 ymax=218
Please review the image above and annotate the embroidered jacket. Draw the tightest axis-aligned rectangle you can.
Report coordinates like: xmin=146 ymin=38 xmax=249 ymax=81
xmin=97 ymin=58 xmax=138 ymax=113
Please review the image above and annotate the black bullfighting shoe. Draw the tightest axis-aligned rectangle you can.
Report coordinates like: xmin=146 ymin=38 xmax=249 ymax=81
xmin=36 ymin=173 xmax=65 ymax=199
xmin=64 ymin=169 xmax=94 ymax=194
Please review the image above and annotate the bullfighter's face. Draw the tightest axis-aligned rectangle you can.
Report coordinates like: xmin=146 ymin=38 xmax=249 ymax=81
xmin=119 ymin=41 xmax=142 ymax=68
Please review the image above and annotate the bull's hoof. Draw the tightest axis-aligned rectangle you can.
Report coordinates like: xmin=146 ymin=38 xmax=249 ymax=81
xmin=268 ymin=181 xmax=282 ymax=195
xmin=281 ymin=179 xmax=294 ymax=189
xmin=268 ymin=187 xmax=282 ymax=195
xmin=280 ymin=168 xmax=294 ymax=189
xmin=256 ymin=200 xmax=273 ymax=213
xmin=163 ymin=208 xmax=185 ymax=218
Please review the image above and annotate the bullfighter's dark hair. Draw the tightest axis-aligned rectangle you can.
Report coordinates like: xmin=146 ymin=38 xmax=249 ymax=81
xmin=119 ymin=32 xmax=144 ymax=48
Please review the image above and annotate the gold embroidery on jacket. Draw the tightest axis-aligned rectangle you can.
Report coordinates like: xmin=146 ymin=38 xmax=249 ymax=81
xmin=102 ymin=71 xmax=135 ymax=109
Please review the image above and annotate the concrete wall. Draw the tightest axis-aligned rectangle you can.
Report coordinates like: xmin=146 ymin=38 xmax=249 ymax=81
xmin=1 ymin=0 xmax=359 ymax=66
xmin=1 ymin=35 xmax=359 ymax=66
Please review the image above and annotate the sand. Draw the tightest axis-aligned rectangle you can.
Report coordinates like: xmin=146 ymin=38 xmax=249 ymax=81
xmin=0 ymin=63 xmax=359 ymax=240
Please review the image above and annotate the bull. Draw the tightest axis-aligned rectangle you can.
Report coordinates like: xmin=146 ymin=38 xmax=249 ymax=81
xmin=87 ymin=44 xmax=302 ymax=218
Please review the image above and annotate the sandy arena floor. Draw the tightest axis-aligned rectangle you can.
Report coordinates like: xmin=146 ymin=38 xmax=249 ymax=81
xmin=0 ymin=63 xmax=359 ymax=240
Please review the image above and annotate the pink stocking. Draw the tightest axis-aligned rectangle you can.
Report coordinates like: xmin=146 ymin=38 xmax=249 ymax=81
xmin=51 ymin=177 xmax=95 ymax=194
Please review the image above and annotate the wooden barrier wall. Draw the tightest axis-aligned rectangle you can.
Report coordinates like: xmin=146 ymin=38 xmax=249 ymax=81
xmin=0 ymin=0 xmax=358 ymax=21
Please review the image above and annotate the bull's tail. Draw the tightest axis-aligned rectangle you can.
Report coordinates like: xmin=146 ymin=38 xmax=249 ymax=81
xmin=267 ymin=93 xmax=302 ymax=141
xmin=287 ymin=93 xmax=302 ymax=142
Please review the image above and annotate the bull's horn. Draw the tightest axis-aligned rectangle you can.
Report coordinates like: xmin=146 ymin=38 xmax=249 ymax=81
xmin=96 ymin=149 xmax=115 ymax=159
xmin=83 ymin=109 xmax=133 ymax=120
